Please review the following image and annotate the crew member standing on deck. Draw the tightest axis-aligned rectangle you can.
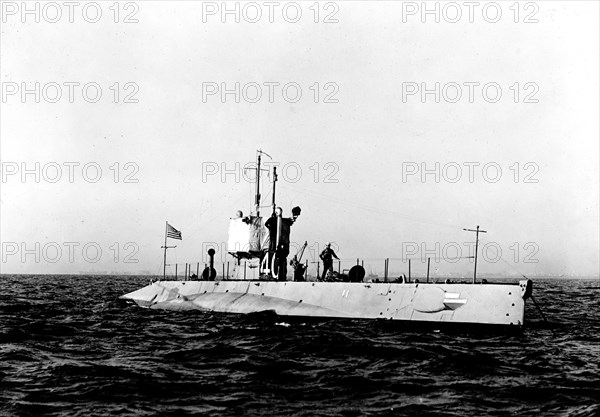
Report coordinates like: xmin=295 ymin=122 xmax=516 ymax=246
xmin=320 ymin=243 xmax=339 ymax=281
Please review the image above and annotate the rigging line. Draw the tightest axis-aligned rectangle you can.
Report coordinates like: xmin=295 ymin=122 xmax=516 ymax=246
xmin=498 ymin=256 xmax=529 ymax=280
xmin=530 ymin=293 xmax=549 ymax=324
xmin=279 ymin=183 xmax=459 ymax=231
xmin=187 ymin=192 xmax=247 ymax=237
xmin=279 ymin=182 xmax=447 ymax=222
xmin=281 ymin=189 xmax=377 ymax=213
xmin=333 ymin=256 xmax=475 ymax=262
xmin=497 ymin=256 xmax=549 ymax=325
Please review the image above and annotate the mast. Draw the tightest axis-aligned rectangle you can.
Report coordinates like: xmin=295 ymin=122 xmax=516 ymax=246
xmin=463 ymin=225 xmax=487 ymax=284
xmin=255 ymin=150 xmax=261 ymax=216
xmin=271 ymin=166 xmax=277 ymax=215
xmin=253 ymin=149 xmax=272 ymax=216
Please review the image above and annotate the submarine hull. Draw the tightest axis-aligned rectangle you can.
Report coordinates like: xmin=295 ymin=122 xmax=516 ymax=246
xmin=121 ymin=280 xmax=531 ymax=327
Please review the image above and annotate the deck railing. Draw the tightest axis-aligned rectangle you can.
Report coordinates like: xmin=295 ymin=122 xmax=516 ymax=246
xmin=161 ymin=256 xmax=481 ymax=282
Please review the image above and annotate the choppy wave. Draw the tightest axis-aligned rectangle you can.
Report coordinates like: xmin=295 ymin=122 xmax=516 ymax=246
xmin=1 ymin=275 xmax=599 ymax=416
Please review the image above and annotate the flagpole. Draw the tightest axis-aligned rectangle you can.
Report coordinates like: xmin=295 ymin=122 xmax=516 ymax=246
xmin=161 ymin=222 xmax=181 ymax=281
xmin=163 ymin=221 xmax=168 ymax=280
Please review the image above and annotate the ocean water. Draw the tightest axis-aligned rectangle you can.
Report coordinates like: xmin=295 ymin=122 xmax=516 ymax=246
xmin=0 ymin=275 xmax=599 ymax=417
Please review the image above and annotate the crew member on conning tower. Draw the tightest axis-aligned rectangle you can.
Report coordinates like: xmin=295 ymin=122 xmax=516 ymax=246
xmin=265 ymin=207 xmax=300 ymax=280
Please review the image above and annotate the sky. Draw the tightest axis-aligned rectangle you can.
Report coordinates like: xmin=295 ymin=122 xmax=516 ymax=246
xmin=0 ymin=1 xmax=598 ymax=278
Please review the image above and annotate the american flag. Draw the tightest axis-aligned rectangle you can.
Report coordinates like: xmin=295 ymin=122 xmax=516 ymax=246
xmin=167 ymin=223 xmax=182 ymax=240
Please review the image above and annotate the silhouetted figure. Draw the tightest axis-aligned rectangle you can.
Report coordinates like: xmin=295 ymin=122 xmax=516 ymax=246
xmin=320 ymin=243 xmax=339 ymax=281
xmin=265 ymin=207 xmax=297 ymax=281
